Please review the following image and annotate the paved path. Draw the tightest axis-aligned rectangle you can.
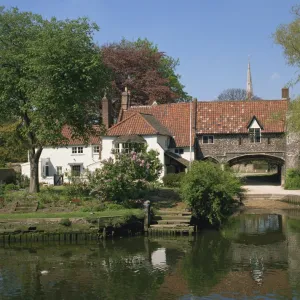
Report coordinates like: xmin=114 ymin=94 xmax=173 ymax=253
xmin=244 ymin=185 xmax=300 ymax=195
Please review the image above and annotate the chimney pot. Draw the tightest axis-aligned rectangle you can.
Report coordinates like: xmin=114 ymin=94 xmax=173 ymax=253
xmin=282 ymin=87 xmax=289 ymax=99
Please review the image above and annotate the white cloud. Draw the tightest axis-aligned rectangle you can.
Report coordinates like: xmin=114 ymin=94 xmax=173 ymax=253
xmin=271 ymin=72 xmax=280 ymax=80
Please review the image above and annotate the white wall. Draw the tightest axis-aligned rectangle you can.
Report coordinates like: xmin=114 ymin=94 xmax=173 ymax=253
xmin=101 ymin=137 xmax=116 ymax=161
xmin=21 ymin=144 xmax=100 ymax=184
xmin=249 ymin=119 xmax=261 ymax=129
xmin=169 ymin=147 xmax=194 ymax=162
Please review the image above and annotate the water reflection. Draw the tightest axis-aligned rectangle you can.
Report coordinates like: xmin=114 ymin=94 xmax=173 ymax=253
xmin=2 ymin=213 xmax=300 ymax=299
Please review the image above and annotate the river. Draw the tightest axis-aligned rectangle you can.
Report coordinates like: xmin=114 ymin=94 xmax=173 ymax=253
xmin=1 ymin=211 xmax=300 ymax=299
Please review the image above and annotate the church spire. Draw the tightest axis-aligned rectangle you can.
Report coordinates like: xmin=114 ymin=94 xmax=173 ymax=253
xmin=246 ymin=58 xmax=253 ymax=100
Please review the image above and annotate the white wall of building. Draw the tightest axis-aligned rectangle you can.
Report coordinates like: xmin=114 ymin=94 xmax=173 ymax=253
xmin=21 ymin=144 xmax=100 ymax=184
xmin=169 ymin=147 xmax=194 ymax=162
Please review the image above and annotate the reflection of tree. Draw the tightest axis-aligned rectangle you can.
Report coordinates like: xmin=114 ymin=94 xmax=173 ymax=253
xmin=181 ymin=231 xmax=231 ymax=296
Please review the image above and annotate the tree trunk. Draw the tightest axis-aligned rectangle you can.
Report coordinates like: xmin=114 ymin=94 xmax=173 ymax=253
xmin=29 ymin=147 xmax=43 ymax=193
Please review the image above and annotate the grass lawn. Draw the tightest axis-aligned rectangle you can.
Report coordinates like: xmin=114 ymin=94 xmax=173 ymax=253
xmin=0 ymin=209 xmax=143 ymax=220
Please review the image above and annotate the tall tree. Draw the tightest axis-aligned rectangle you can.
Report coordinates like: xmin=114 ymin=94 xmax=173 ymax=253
xmin=0 ymin=7 xmax=108 ymax=192
xmin=102 ymin=38 xmax=190 ymax=114
xmin=274 ymin=5 xmax=300 ymax=85
xmin=217 ymin=88 xmax=260 ymax=101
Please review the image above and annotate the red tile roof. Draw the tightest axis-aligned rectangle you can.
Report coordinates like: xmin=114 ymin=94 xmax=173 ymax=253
xmin=107 ymin=112 xmax=171 ymax=136
xmin=119 ymin=103 xmax=194 ymax=147
xmin=115 ymin=100 xmax=287 ymax=147
xmin=61 ymin=125 xmax=100 ymax=145
xmin=196 ymin=100 xmax=288 ymax=134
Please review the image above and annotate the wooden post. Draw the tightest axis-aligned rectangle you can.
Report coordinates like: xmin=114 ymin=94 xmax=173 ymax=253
xmin=143 ymin=200 xmax=151 ymax=233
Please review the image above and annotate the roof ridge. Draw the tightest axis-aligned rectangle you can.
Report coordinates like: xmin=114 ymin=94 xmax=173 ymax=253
xmin=107 ymin=112 xmax=139 ymax=133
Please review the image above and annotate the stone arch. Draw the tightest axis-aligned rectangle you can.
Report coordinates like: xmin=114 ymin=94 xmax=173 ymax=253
xmin=202 ymin=156 xmax=220 ymax=164
xmin=227 ymin=154 xmax=285 ymax=185
xmin=227 ymin=154 xmax=285 ymax=167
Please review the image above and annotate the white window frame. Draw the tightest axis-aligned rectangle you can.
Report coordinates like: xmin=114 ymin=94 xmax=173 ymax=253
xmin=202 ymin=135 xmax=214 ymax=144
xmin=93 ymin=146 xmax=100 ymax=153
xmin=249 ymin=128 xmax=261 ymax=143
xmin=72 ymin=146 xmax=84 ymax=154
xmin=56 ymin=166 xmax=62 ymax=175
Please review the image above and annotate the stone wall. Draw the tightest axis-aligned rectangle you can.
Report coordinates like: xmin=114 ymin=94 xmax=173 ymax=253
xmin=197 ymin=133 xmax=286 ymax=164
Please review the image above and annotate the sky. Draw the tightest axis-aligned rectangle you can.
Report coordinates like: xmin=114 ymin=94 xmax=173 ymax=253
xmin=1 ymin=0 xmax=300 ymax=100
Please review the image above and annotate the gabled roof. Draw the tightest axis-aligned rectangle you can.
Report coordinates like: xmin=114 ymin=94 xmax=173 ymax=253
xmin=106 ymin=112 xmax=171 ymax=136
xmin=196 ymin=100 xmax=287 ymax=134
xmin=247 ymin=115 xmax=264 ymax=130
xmin=121 ymin=103 xmax=194 ymax=147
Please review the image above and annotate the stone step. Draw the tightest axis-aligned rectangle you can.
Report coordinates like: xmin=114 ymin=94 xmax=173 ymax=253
xmin=152 ymin=215 xmax=191 ymax=221
xmin=150 ymin=224 xmax=192 ymax=228
xmin=156 ymin=219 xmax=190 ymax=225
xmin=156 ymin=210 xmax=191 ymax=216
xmin=14 ymin=207 xmax=36 ymax=212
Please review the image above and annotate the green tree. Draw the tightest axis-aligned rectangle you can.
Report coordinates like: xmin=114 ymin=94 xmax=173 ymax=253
xmin=180 ymin=161 xmax=243 ymax=226
xmin=274 ymin=5 xmax=300 ymax=85
xmin=217 ymin=88 xmax=260 ymax=101
xmin=0 ymin=7 xmax=108 ymax=192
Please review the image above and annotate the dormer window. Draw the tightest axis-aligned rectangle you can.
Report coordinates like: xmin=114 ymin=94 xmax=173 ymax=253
xmin=248 ymin=116 xmax=263 ymax=143
xmin=249 ymin=128 xmax=261 ymax=143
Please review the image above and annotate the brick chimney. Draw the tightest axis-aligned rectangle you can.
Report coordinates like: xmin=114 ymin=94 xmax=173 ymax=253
xmin=121 ymin=87 xmax=130 ymax=110
xmin=102 ymin=94 xmax=112 ymax=129
xmin=282 ymin=87 xmax=289 ymax=100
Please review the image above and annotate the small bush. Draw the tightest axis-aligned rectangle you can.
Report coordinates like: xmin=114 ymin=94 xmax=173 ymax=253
xmin=4 ymin=183 xmax=19 ymax=192
xmin=59 ymin=218 xmax=72 ymax=227
xmin=0 ymin=184 xmax=4 ymax=198
xmin=180 ymin=161 xmax=243 ymax=227
xmin=162 ymin=172 xmax=185 ymax=188
xmin=285 ymin=168 xmax=300 ymax=189
xmin=15 ymin=173 xmax=30 ymax=189
xmin=63 ymin=181 xmax=91 ymax=199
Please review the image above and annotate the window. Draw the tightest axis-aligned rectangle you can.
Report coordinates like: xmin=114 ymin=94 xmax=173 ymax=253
xmin=114 ymin=142 xmax=145 ymax=154
xmin=93 ymin=146 xmax=100 ymax=153
xmin=71 ymin=165 xmax=81 ymax=177
xmin=45 ymin=165 xmax=49 ymax=177
xmin=249 ymin=128 xmax=261 ymax=143
xmin=175 ymin=148 xmax=184 ymax=155
xmin=72 ymin=147 xmax=84 ymax=154
xmin=239 ymin=137 xmax=242 ymax=145
xmin=268 ymin=137 xmax=271 ymax=145
xmin=56 ymin=166 xmax=62 ymax=175
xmin=203 ymin=135 xmax=214 ymax=144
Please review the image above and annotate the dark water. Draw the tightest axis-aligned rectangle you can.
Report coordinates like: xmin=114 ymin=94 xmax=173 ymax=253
xmin=2 ymin=213 xmax=300 ymax=299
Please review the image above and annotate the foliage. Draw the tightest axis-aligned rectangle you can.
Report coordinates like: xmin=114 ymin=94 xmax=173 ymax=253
xmin=102 ymin=38 xmax=190 ymax=114
xmin=180 ymin=161 xmax=243 ymax=226
xmin=0 ymin=7 xmax=109 ymax=192
xmin=162 ymin=172 xmax=185 ymax=188
xmin=63 ymin=181 xmax=91 ymax=200
xmin=15 ymin=173 xmax=30 ymax=189
xmin=0 ymin=122 xmax=27 ymax=163
xmin=4 ymin=183 xmax=19 ymax=192
xmin=0 ymin=184 xmax=4 ymax=198
xmin=274 ymin=5 xmax=300 ymax=85
xmin=88 ymin=149 xmax=162 ymax=202
xmin=59 ymin=218 xmax=72 ymax=227
xmin=285 ymin=168 xmax=300 ymax=189
xmin=217 ymin=88 xmax=260 ymax=101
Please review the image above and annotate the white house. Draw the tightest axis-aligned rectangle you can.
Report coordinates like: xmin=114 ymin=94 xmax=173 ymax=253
xmin=21 ymin=126 xmax=102 ymax=185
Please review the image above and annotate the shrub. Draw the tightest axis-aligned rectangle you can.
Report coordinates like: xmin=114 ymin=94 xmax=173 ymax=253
xmin=63 ymin=180 xmax=91 ymax=200
xmin=4 ymin=183 xmax=19 ymax=192
xmin=15 ymin=173 xmax=30 ymax=189
xmin=0 ymin=184 xmax=4 ymax=198
xmin=180 ymin=161 xmax=243 ymax=227
xmin=285 ymin=168 xmax=300 ymax=189
xmin=59 ymin=218 xmax=72 ymax=227
xmin=88 ymin=149 xmax=162 ymax=203
xmin=162 ymin=172 xmax=185 ymax=188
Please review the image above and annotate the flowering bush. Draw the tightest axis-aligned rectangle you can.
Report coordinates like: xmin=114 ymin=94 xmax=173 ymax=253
xmin=88 ymin=149 xmax=162 ymax=202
